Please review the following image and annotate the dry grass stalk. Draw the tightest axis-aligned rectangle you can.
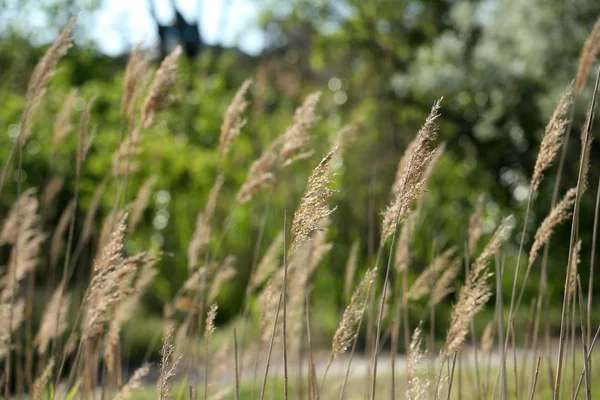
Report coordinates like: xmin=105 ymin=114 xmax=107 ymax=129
xmin=287 ymin=227 xmax=332 ymax=352
xmin=480 ymin=322 xmax=495 ymax=353
xmin=205 ymin=303 xmax=218 ymax=340
xmin=141 ymin=46 xmax=182 ymax=128
xmin=104 ymin=261 xmax=158 ymax=372
xmin=579 ymin=108 xmax=595 ymax=193
xmin=53 ymin=88 xmax=78 ymax=148
xmin=112 ymin=133 xmax=143 ymax=177
xmin=392 ymin=136 xmax=418 ymax=196
xmin=158 ymin=324 xmax=182 ymax=400
xmin=567 ymin=240 xmax=582 ymax=301
xmin=429 ymin=261 xmax=460 ymax=307
xmin=188 ymin=175 xmax=225 ymax=271
xmin=332 ymin=123 xmax=359 ymax=166
xmin=444 ymin=217 xmax=513 ymax=356
xmin=331 ymin=267 xmax=377 ymax=358
xmin=21 ymin=17 xmax=76 ymax=143
xmin=259 ymin=269 xmax=283 ymax=343
xmin=0 ymin=189 xmax=46 ymax=299
xmin=279 ymin=91 xmax=321 ymax=161
xmin=407 ymin=248 xmax=456 ymax=302
xmin=468 ymin=195 xmax=485 ymax=254
xmin=530 ymin=84 xmax=574 ymax=193
xmin=343 ymin=241 xmax=360 ymax=302
xmin=236 ymin=172 xmax=276 ymax=204
xmin=49 ymin=199 xmax=75 ymax=269
xmin=80 ymin=180 xmax=106 ymax=246
xmin=236 ymin=93 xmax=320 ymax=203
xmin=129 ymin=175 xmax=157 ymax=234
xmin=31 ymin=357 xmax=53 ymax=400
xmin=0 ymin=299 xmax=25 ymax=358
xmin=395 ymin=216 xmax=415 ymax=273
xmin=219 ymin=79 xmax=253 ymax=161
xmin=35 ymin=282 xmax=70 ymax=355
xmin=113 ymin=364 xmax=150 ymax=400
xmin=576 ymin=16 xmax=600 ymax=93
xmin=529 ymin=188 xmax=577 ymax=266
xmin=83 ymin=215 xmax=157 ymax=340
xmin=251 ymin=232 xmax=284 ymax=290
xmin=289 ymin=149 xmax=337 ymax=254
xmin=406 ymin=324 xmax=430 ymax=400
xmin=122 ymin=44 xmax=150 ymax=119
xmin=41 ymin=175 xmax=64 ymax=210
xmin=381 ymin=99 xmax=441 ymax=242
xmin=208 ymin=256 xmax=237 ymax=303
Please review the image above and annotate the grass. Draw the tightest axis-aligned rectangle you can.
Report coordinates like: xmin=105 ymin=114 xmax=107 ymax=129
xmin=2 ymin=13 xmax=600 ymax=400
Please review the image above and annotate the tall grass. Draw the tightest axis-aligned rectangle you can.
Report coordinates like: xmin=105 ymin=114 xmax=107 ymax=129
xmin=1 ymin=15 xmax=600 ymax=400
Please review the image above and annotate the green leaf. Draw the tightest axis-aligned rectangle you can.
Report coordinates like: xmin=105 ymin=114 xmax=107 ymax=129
xmin=176 ymin=374 xmax=188 ymax=400
xmin=65 ymin=379 xmax=82 ymax=400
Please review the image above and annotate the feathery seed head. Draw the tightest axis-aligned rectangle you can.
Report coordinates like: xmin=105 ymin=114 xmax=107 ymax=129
xmin=382 ymin=99 xmax=441 ymax=243
xmin=576 ymin=17 xmax=600 ymax=94
xmin=142 ymin=46 xmax=182 ymax=128
xmin=219 ymin=79 xmax=253 ymax=161
xmin=331 ymin=267 xmax=377 ymax=357
xmin=529 ymin=188 xmax=576 ymax=266
xmin=290 ymin=149 xmax=337 ymax=255
xmin=531 ymin=84 xmax=573 ymax=193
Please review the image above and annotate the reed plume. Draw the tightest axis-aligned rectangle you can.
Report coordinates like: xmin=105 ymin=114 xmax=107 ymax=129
xmin=251 ymin=232 xmax=284 ymax=290
xmin=288 ymin=227 xmax=332 ymax=352
xmin=35 ymin=283 xmax=70 ymax=355
xmin=141 ymin=46 xmax=182 ymax=128
xmin=331 ymin=267 xmax=377 ymax=357
xmin=279 ymin=91 xmax=321 ymax=161
xmin=567 ymin=240 xmax=582 ymax=301
xmin=208 ymin=256 xmax=237 ymax=303
xmin=259 ymin=269 xmax=283 ymax=343
xmin=219 ymin=79 xmax=253 ymax=161
xmin=407 ymin=248 xmax=455 ymax=302
xmin=406 ymin=324 xmax=429 ymax=400
xmin=444 ymin=216 xmax=513 ymax=356
xmin=0 ymin=299 xmax=25 ymax=358
xmin=236 ymin=92 xmax=321 ymax=203
xmin=204 ymin=303 xmax=218 ymax=340
xmin=80 ymin=180 xmax=106 ymax=247
xmin=158 ymin=324 xmax=181 ymax=400
xmin=104 ymin=259 xmax=158 ymax=372
xmin=31 ymin=357 xmax=53 ymax=400
xmin=83 ymin=215 xmax=157 ymax=340
xmin=22 ymin=17 xmax=76 ymax=143
xmin=429 ymin=261 xmax=460 ymax=307
xmin=129 ymin=175 xmax=157 ymax=234
xmin=289 ymin=149 xmax=337 ymax=254
xmin=49 ymin=199 xmax=75 ymax=269
xmin=395 ymin=215 xmax=415 ymax=273
xmin=41 ymin=175 xmax=64 ymax=210
xmin=529 ymin=188 xmax=577 ymax=266
xmin=53 ymin=88 xmax=78 ymax=148
xmin=0 ymin=189 xmax=45 ymax=299
xmin=113 ymin=364 xmax=150 ymax=400
xmin=530 ymin=84 xmax=574 ymax=193
xmin=468 ymin=195 xmax=485 ymax=254
xmin=188 ymin=174 xmax=225 ymax=272
xmin=576 ymin=16 xmax=600 ymax=94
xmin=480 ymin=322 xmax=495 ymax=353
xmin=381 ymin=99 xmax=441 ymax=243
xmin=343 ymin=241 xmax=360 ymax=302
xmin=122 ymin=44 xmax=150 ymax=119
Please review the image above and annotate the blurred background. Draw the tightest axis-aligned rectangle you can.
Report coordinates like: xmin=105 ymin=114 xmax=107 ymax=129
xmin=2 ymin=0 xmax=600 ymax=365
